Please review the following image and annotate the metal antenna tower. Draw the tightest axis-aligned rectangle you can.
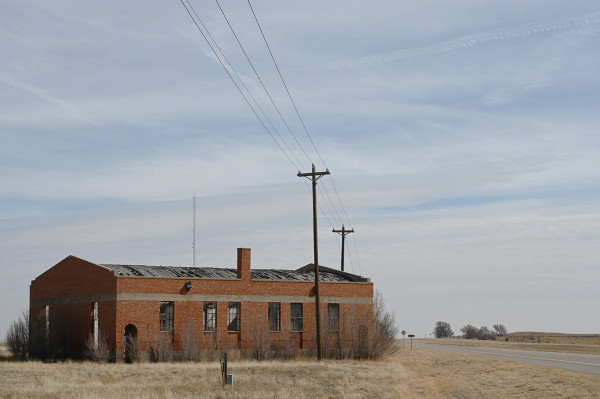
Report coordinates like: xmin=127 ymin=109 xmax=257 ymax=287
xmin=193 ymin=194 xmax=196 ymax=267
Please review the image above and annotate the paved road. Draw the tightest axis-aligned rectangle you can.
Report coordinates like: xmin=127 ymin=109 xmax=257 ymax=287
xmin=415 ymin=342 xmax=600 ymax=375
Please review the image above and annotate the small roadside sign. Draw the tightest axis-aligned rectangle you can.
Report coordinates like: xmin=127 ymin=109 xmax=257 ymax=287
xmin=408 ymin=334 xmax=415 ymax=349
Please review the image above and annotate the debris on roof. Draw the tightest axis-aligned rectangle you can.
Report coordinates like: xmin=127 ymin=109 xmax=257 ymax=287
xmin=100 ymin=263 xmax=368 ymax=282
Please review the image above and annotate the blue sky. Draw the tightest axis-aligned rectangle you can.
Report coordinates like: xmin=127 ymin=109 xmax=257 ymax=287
xmin=1 ymin=0 xmax=599 ymax=338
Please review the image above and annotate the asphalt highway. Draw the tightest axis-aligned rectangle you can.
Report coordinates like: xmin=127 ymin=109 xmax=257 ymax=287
xmin=415 ymin=342 xmax=600 ymax=375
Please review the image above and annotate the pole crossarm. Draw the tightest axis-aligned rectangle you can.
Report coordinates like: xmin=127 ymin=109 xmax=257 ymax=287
xmin=297 ymin=169 xmax=330 ymax=179
xmin=296 ymin=163 xmax=329 ymax=360
xmin=332 ymin=226 xmax=354 ymax=235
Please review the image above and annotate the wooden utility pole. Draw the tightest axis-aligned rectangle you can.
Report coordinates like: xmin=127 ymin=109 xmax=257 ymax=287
xmin=297 ymin=163 xmax=330 ymax=360
xmin=332 ymin=225 xmax=354 ymax=272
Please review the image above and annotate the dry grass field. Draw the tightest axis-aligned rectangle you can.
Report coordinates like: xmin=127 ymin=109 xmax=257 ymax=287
xmin=506 ymin=332 xmax=600 ymax=345
xmin=1 ymin=346 xmax=599 ymax=399
xmin=421 ymin=334 xmax=600 ymax=355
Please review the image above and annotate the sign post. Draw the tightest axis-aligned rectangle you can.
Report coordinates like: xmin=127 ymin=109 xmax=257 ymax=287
xmin=401 ymin=330 xmax=406 ymax=347
xmin=408 ymin=334 xmax=415 ymax=350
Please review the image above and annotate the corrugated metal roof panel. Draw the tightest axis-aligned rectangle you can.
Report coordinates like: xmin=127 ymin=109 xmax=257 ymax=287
xmin=100 ymin=264 xmax=366 ymax=282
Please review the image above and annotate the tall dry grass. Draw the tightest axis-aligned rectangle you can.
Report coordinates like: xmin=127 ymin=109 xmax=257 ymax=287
xmin=420 ymin=336 xmax=600 ymax=355
xmin=1 ymin=346 xmax=598 ymax=398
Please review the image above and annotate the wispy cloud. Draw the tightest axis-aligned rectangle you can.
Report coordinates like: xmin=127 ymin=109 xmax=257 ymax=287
xmin=0 ymin=70 xmax=95 ymax=124
xmin=314 ymin=12 xmax=600 ymax=73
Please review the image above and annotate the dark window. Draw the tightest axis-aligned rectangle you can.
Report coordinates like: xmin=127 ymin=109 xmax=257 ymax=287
xmin=227 ymin=302 xmax=240 ymax=332
xmin=159 ymin=301 xmax=174 ymax=332
xmin=290 ymin=303 xmax=303 ymax=332
xmin=268 ymin=302 xmax=280 ymax=331
xmin=203 ymin=302 xmax=216 ymax=332
xmin=328 ymin=303 xmax=340 ymax=331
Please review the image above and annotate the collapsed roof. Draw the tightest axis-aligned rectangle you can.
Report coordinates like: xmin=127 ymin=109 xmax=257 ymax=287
xmin=100 ymin=263 xmax=369 ymax=283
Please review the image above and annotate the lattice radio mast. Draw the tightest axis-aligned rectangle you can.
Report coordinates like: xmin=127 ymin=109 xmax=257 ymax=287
xmin=193 ymin=194 xmax=196 ymax=267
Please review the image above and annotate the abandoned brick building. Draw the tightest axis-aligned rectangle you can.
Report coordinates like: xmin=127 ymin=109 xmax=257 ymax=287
xmin=29 ymin=248 xmax=374 ymax=361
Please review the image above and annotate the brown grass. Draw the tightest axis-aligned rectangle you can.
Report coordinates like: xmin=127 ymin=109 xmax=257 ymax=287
xmin=506 ymin=332 xmax=600 ymax=345
xmin=419 ymin=336 xmax=600 ymax=355
xmin=0 ymin=346 xmax=599 ymax=398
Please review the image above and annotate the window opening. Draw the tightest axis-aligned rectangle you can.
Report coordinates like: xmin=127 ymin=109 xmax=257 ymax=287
xmin=268 ymin=302 xmax=280 ymax=331
xmin=203 ymin=302 xmax=216 ymax=332
xmin=227 ymin=302 xmax=240 ymax=332
xmin=328 ymin=303 xmax=340 ymax=332
xmin=290 ymin=303 xmax=303 ymax=332
xmin=159 ymin=301 xmax=174 ymax=332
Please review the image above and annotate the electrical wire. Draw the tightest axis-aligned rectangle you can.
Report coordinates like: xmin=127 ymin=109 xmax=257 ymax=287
xmin=180 ymin=0 xmax=300 ymax=171
xmin=215 ymin=0 xmax=313 ymax=168
xmin=185 ymin=0 xmax=305 ymax=171
xmin=181 ymin=0 xmax=362 ymax=273
xmin=247 ymin=0 xmax=362 ymax=271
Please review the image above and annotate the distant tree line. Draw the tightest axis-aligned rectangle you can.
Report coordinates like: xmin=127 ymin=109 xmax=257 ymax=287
xmin=433 ymin=321 xmax=507 ymax=340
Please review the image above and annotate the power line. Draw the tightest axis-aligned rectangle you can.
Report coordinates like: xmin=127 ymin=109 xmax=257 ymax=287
xmin=246 ymin=0 xmax=361 ymax=269
xmin=181 ymin=0 xmax=362 ymax=274
xmin=180 ymin=0 xmax=299 ymax=171
xmin=247 ymin=0 xmax=326 ymax=168
xmin=184 ymin=0 xmax=305 ymax=171
xmin=215 ymin=0 xmax=313 ymax=168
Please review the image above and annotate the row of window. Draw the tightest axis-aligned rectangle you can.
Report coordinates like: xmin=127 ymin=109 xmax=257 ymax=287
xmin=159 ymin=302 xmax=340 ymax=333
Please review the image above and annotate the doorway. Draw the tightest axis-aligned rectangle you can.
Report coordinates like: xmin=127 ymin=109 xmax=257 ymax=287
xmin=124 ymin=324 xmax=138 ymax=363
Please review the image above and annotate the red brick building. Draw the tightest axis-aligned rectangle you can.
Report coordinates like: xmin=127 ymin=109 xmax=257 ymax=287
xmin=29 ymin=248 xmax=374 ymax=361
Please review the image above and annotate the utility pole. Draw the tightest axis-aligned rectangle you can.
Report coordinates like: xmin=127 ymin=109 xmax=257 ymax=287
xmin=297 ymin=163 xmax=330 ymax=360
xmin=332 ymin=225 xmax=354 ymax=272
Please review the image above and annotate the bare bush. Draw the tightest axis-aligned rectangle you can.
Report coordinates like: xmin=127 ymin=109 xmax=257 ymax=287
xmin=181 ymin=321 xmax=202 ymax=361
xmin=204 ymin=331 xmax=218 ymax=361
xmin=148 ymin=332 xmax=173 ymax=362
xmin=84 ymin=331 xmax=111 ymax=362
xmin=248 ymin=322 xmax=271 ymax=360
xmin=278 ymin=331 xmax=297 ymax=360
xmin=433 ymin=321 xmax=454 ymax=338
xmin=460 ymin=324 xmax=479 ymax=339
xmin=479 ymin=326 xmax=496 ymax=340
xmin=333 ymin=310 xmax=350 ymax=359
xmin=493 ymin=324 xmax=507 ymax=336
xmin=6 ymin=312 xmax=29 ymax=360
xmin=461 ymin=324 xmax=498 ymax=340
xmin=370 ymin=291 xmax=399 ymax=359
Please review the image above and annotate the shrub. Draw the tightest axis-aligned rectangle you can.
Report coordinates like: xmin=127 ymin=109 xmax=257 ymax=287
xmin=84 ymin=331 xmax=111 ymax=362
xmin=460 ymin=324 xmax=479 ymax=339
xmin=460 ymin=324 xmax=502 ymax=340
xmin=493 ymin=324 xmax=507 ymax=336
xmin=6 ymin=312 xmax=29 ymax=360
xmin=370 ymin=291 xmax=399 ymax=359
xmin=433 ymin=321 xmax=454 ymax=338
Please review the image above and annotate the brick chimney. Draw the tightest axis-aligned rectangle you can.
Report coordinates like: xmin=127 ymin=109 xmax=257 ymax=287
xmin=237 ymin=248 xmax=251 ymax=281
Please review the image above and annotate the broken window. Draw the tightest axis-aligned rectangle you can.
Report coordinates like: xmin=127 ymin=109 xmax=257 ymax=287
xmin=203 ymin=302 xmax=216 ymax=332
xmin=159 ymin=301 xmax=174 ymax=332
xmin=290 ymin=303 xmax=303 ymax=332
xmin=227 ymin=302 xmax=240 ymax=332
xmin=268 ymin=302 xmax=280 ymax=331
xmin=328 ymin=303 xmax=340 ymax=332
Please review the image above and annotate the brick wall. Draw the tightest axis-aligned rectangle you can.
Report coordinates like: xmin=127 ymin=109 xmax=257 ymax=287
xmin=30 ymin=250 xmax=374 ymax=361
